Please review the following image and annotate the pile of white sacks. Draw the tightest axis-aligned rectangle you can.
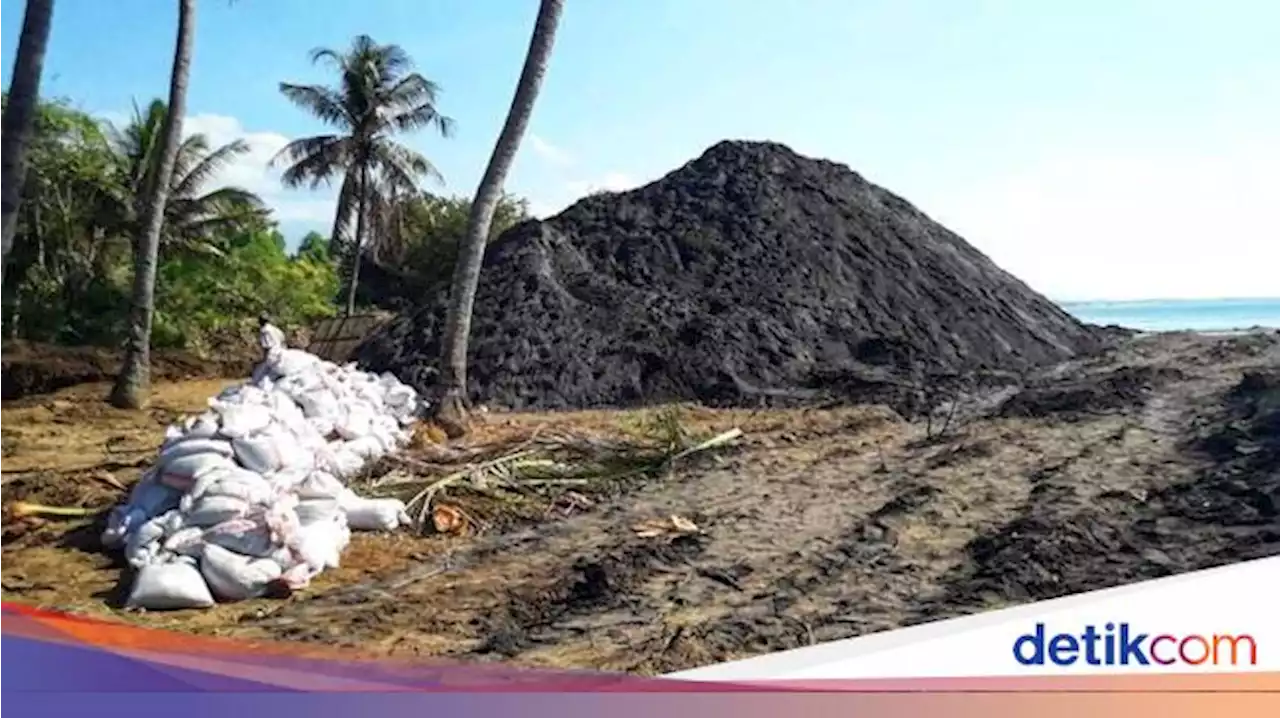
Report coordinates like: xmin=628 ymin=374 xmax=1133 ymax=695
xmin=102 ymin=345 xmax=423 ymax=611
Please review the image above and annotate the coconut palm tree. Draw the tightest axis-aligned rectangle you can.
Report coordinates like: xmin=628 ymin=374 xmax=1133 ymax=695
xmin=112 ymin=99 xmax=267 ymax=257
xmin=435 ymin=0 xmax=565 ymax=436
xmin=111 ymin=0 xmax=196 ymax=410
xmin=1 ymin=0 xmax=57 ymax=273
xmin=272 ymin=35 xmax=455 ymax=315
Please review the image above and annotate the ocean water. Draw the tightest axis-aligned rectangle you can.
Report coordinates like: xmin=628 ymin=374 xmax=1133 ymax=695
xmin=1060 ymin=298 xmax=1280 ymax=333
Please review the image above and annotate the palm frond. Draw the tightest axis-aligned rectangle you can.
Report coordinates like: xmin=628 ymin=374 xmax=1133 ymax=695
xmin=171 ymin=139 xmax=250 ymax=200
xmin=388 ymin=102 xmax=455 ymax=137
xmin=168 ymin=134 xmax=215 ymax=193
xmin=308 ymin=46 xmax=347 ymax=73
xmin=370 ymin=41 xmax=414 ymax=79
xmin=382 ymin=73 xmax=440 ymax=110
xmin=279 ymin=83 xmax=352 ymax=129
xmin=272 ymin=134 xmax=351 ymax=190
xmin=189 ymin=185 xmax=266 ymax=209
xmin=370 ymin=139 xmax=442 ymax=188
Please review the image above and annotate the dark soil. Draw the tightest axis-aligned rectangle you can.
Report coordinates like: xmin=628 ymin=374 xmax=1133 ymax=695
xmin=938 ymin=350 xmax=1280 ymax=608
xmin=359 ymin=140 xmax=1106 ymax=410
xmin=997 ymin=365 xmax=1188 ymax=420
xmin=1 ymin=341 xmax=252 ymax=401
xmin=235 ymin=332 xmax=1280 ymax=673
xmin=4 ymin=332 xmax=1279 ymax=674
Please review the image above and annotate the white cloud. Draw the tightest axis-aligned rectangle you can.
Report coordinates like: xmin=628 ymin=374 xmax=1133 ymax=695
xmin=564 ymin=171 xmax=638 ymax=198
xmin=528 ymin=134 xmax=574 ymax=167
xmin=180 ymin=113 xmax=337 ymax=229
xmin=525 ymin=171 xmax=643 ymax=219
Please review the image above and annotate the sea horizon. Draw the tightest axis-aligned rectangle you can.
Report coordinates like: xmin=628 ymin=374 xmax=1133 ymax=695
xmin=1058 ymin=297 xmax=1280 ymax=333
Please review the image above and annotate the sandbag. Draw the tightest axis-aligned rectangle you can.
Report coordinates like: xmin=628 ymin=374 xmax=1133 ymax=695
xmin=183 ymin=494 xmax=252 ymax=528
xmin=336 ymin=405 xmax=376 ymax=440
xmin=295 ymin=389 xmax=341 ymax=419
xmin=203 ymin=519 xmax=278 ymax=558
xmin=102 ymin=505 xmax=148 ymax=549
xmin=267 ymin=391 xmax=305 ymax=423
xmin=187 ymin=466 xmax=273 ymax=505
xmin=215 ymin=403 xmax=273 ymax=438
xmin=307 ymin=415 xmax=336 ymax=438
xmin=157 ymin=452 xmax=235 ymax=490
xmin=157 ymin=437 xmax=235 ymax=465
xmin=295 ymin=471 xmax=344 ymax=500
xmin=200 ymin=544 xmax=283 ymax=601
xmin=325 ymin=447 xmax=365 ymax=479
xmin=212 ymin=470 xmax=275 ymax=502
xmin=127 ymin=559 xmax=216 ymax=610
xmin=265 ymin=468 xmax=308 ymax=492
xmin=185 ymin=411 xmax=222 ymax=439
xmin=163 ymin=526 xmax=206 ymax=555
xmin=344 ymin=435 xmax=385 ymax=462
xmin=264 ymin=348 xmax=321 ymax=378
xmin=295 ymin=497 xmax=341 ymax=526
xmin=276 ymin=433 xmax=317 ymax=472
xmin=107 ymin=344 xmax=425 ymax=610
xmin=127 ymin=472 xmax=182 ymax=517
xmin=124 ymin=512 xmax=176 ymax=568
xmin=291 ymin=515 xmax=350 ymax=571
xmin=232 ymin=430 xmax=284 ymax=474
xmin=340 ymin=494 xmax=410 ymax=532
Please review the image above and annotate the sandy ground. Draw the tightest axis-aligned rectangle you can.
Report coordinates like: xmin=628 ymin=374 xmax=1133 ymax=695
xmin=2 ymin=331 xmax=1277 ymax=674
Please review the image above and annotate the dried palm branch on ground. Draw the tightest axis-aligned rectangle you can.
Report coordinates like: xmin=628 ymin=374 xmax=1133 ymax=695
xmin=367 ymin=410 xmax=744 ymax=534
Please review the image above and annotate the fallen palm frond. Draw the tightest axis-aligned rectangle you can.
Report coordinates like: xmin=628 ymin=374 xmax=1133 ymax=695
xmin=367 ymin=408 xmax=744 ymax=534
xmin=8 ymin=502 xmax=102 ymax=519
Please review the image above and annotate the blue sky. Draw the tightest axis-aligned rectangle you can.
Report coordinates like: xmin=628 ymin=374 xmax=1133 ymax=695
xmin=3 ymin=0 xmax=1277 ymax=301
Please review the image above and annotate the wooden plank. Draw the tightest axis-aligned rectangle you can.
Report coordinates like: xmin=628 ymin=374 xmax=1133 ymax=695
xmin=306 ymin=312 xmax=394 ymax=362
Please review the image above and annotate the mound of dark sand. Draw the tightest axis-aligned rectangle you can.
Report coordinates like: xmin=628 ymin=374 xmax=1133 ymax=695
xmin=359 ymin=140 xmax=1105 ymax=410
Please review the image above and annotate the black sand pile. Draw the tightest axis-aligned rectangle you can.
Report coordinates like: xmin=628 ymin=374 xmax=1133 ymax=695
xmin=358 ymin=140 xmax=1104 ymax=410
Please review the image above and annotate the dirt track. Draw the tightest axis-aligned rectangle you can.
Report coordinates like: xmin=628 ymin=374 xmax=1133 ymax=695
xmin=2 ymin=332 xmax=1277 ymax=673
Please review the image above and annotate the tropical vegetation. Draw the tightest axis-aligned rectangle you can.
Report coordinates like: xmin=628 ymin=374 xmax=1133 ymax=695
xmin=1 ymin=0 xmax=557 ymax=428
xmin=273 ymin=34 xmax=456 ymax=314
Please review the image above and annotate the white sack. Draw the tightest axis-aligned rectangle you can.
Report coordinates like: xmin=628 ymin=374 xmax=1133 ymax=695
xmin=157 ymin=452 xmax=235 ymax=491
xmin=295 ymin=471 xmax=345 ymax=500
xmin=200 ymin=544 xmax=282 ymax=601
xmin=340 ymin=493 xmax=410 ymax=532
xmin=157 ymin=437 xmax=235 ymax=464
xmin=163 ymin=526 xmax=206 ymax=556
xmin=124 ymin=512 xmax=175 ymax=568
xmin=127 ymin=471 xmax=182 ymax=516
xmin=107 ymin=344 xmax=424 ymax=609
xmin=202 ymin=519 xmax=278 ymax=558
xmin=127 ymin=559 xmax=216 ymax=610
xmin=295 ymin=497 xmax=341 ymax=526
xmin=291 ymin=515 xmax=350 ymax=571
xmin=215 ymin=403 xmax=273 ymax=438
xmin=325 ymin=447 xmax=365 ymax=479
xmin=182 ymin=494 xmax=252 ymax=528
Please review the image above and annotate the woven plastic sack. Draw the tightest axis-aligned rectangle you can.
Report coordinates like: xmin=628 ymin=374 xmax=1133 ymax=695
xmin=200 ymin=544 xmax=283 ymax=601
xmin=127 ymin=558 xmax=216 ymax=610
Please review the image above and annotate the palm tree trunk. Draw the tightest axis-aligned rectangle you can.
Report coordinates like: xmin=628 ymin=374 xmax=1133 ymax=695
xmin=110 ymin=0 xmax=196 ymax=410
xmin=329 ymin=171 xmax=355 ymax=256
xmin=345 ymin=162 xmax=368 ymax=316
xmin=1 ymin=0 xmax=56 ymax=277
xmin=435 ymin=0 xmax=564 ymax=436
